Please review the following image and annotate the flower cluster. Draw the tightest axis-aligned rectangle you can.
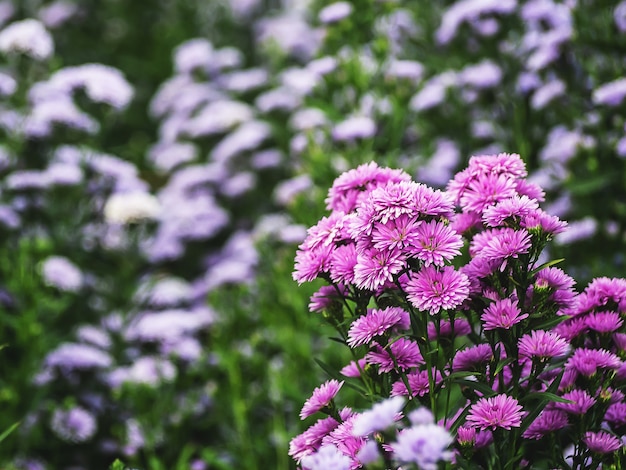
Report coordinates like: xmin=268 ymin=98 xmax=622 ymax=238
xmin=291 ymin=153 xmax=626 ymax=469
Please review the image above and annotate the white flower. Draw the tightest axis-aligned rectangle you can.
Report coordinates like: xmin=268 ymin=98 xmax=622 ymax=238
xmin=352 ymin=396 xmax=405 ymax=436
xmin=0 ymin=19 xmax=53 ymax=60
xmin=103 ymin=191 xmax=161 ymax=224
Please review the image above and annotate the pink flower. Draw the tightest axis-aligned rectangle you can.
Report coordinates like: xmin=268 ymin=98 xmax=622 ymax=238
xmin=366 ymin=338 xmax=424 ymax=373
xmin=583 ymin=431 xmax=622 ymax=454
xmin=566 ymin=348 xmax=622 ymax=377
xmin=466 ymin=394 xmax=523 ymax=431
xmin=329 ymin=243 xmax=358 ymax=284
xmin=300 ymin=380 xmax=344 ymax=420
xmin=556 ymin=389 xmax=596 ymax=415
xmin=340 ymin=358 xmax=367 ymax=378
xmin=390 ymin=368 xmax=443 ymax=398
xmin=353 ymin=247 xmax=406 ymax=291
xmin=405 ymin=265 xmax=470 ymax=314
xmin=518 ymin=330 xmax=570 ymax=360
xmin=585 ymin=311 xmax=623 ymax=333
xmin=481 ymin=298 xmax=528 ymax=330
xmin=482 ymin=195 xmax=539 ymax=227
xmin=409 ymin=220 xmax=463 ymax=266
xmin=521 ymin=410 xmax=568 ymax=440
xmin=371 ymin=214 xmax=422 ymax=252
xmin=479 ymin=228 xmax=532 ymax=264
xmin=347 ymin=307 xmax=410 ymax=348
xmin=293 ymin=243 xmax=334 ymax=284
xmin=459 ymin=173 xmax=518 ymax=213
xmin=452 ymin=343 xmax=494 ymax=372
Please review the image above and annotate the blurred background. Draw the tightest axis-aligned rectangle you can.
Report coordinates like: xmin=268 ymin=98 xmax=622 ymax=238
xmin=0 ymin=0 xmax=624 ymax=468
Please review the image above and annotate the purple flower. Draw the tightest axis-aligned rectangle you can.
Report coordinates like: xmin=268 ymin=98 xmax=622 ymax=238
xmin=293 ymin=243 xmax=334 ymax=284
xmin=318 ymin=1 xmax=353 ymax=24
xmin=482 ymin=195 xmax=539 ymax=227
xmin=522 ymin=410 xmax=568 ymax=440
xmin=585 ymin=311 xmax=623 ymax=333
xmin=300 ymin=380 xmax=344 ymax=420
xmin=0 ymin=19 xmax=53 ymax=60
xmin=322 ymin=414 xmax=367 ymax=461
xmin=340 ymin=358 xmax=367 ymax=378
xmin=409 ymin=220 xmax=463 ymax=267
xmin=481 ymin=298 xmax=528 ymax=330
xmin=615 ymin=1 xmax=626 ymax=32
xmin=593 ymin=78 xmax=626 ymax=106
xmin=289 ymin=408 xmax=353 ymax=462
xmin=479 ymin=228 xmax=532 ymax=265
xmin=366 ymin=338 xmax=423 ymax=373
xmin=566 ymin=348 xmax=622 ymax=377
xmin=50 ymin=406 xmax=96 ymax=443
xmin=371 ymin=214 xmax=423 ymax=253
xmin=460 ymin=60 xmax=502 ymax=89
xmin=44 ymin=343 xmax=112 ymax=372
xmin=353 ymin=247 xmax=406 ymax=291
xmin=347 ymin=307 xmax=409 ymax=348
xmin=300 ymin=444 xmax=351 ymax=470
xmin=332 ymin=116 xmax=376 ymax=142
xmin=459 ymin=173 xmax=518 ymax=213
xmin=583 ymin=431 xmax=622 ymax=454
xmin=405 ymin=265 xmax=470 ymax=314
xmin=605 ymin=402 xmax=626 ymax=426
xmin=427 ymin=318 xmax=472 ymax=340
xmin=466 ymin=394 xmax=523 ymax=431
xmin=556 ymin=389 xmax=596 ymax=415
xmin=391 ymin=368 xmax=443 ymax=398
xmin=351 ymin=396 xmax=404 ymax=436
xmin=452 ymin=343 xmax=494 ymax=372
xmin=531 ymin=79 xmax=565 ymax=109
xmin=518 ymin=330 xmax=570 ymax=360
xmin=40 ymin=256 xmax=83 ymax=292
xmin=390 ymin=423 xmax=453 ymax=468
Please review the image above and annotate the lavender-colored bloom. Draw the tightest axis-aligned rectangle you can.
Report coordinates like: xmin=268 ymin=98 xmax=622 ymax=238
xmin=219 ymin=67 xmax=268 ymax=93
xmin=391 ymin=424 xmax=453 ymax=469
xmin=300 ymin=444 xmax=351 ymax=470
xmin=0 ymin=205 xmax=19 ymax=228
xmin=45 ymin=163 xmax=83 ymax=186
xmin=405 ymin=265 xmax=470 ymax=314
xmin=593 ymin=78 xmax=626 ymax=106
xmin=583 ymin=431 xmax=622 ymax=453
xmin=44 ymin=343 xmax=112 ymax=371
xmin=148 ymin=142 xmax=197 ymax=173
xmin=332 ymin=116 xmax=376 ymax=142
xmin=0 ymin=19 xmax=53 ymax=60
xmin=300 ymin=380 xmax=344 ymax=420
xmin=76 ymin=325 xmax=111 ymax=349
xmin=391 ymin=368 xmax=443 ymax=398
xmin=466 ymin=394 xmax=523 ymax=431
xmin=566 ymin=347 xmax=622 ymax=377
xmin=107 ymin=356 xmax=176 ymax=388
xmin=556 ymin=389 xmax=595 ymax=415
xmin=274 ymin=175 xmax=314 ymax=206
xmin=174 ymin=38 xmax=213 ymax=75
xmin=340 ymin=358 xmax=367 ymax=378
xmin=460 ymin=60 xmax=502 ymax=89
xmin=38 ymin=1 xmax=78 ymax=28
xmin=615 ymin=1 xmax=626 ymax=32
xmin=211 ymin=120 xmax=272 ymax=163
xmin=136 ymin=277 xmax=193 ymax=308
xmin=353 ymin=247 xmax=406 ymax=291
xmin=24 ymin=98 xmax=99 ymax=137
xmin=351 ymin=396 xmax=404 ymax=436
xmin=256 ymin=13 xmax=323 ymax=60
xmin=409 ymin=73 xmax=458 ymax=111
xmin=410 ymin=219 xmax=463 ymax=266
xmin=124 ymin=307 xmax=214 ymax=343
xmin=41 ymin=256 xmax=83 ymax=292
xmin=256 ymin=87 xmax=301 ymax=113
xmin=50 ymin=407 xmax=96 ymax=442
xmin=531 ymin=79 xmax=566 ymax=109
xmin=0 ymin=71 xmax=15 ymax=96
xmin=183 ymin=100 xmax=253 ymax=137
xmin=319 ymin=2 xmax=353 ymax=23
xmin=554 ymin=217 xmax=597 ymax=245
xmin=386 ymin=59 xmax=424 ymax=81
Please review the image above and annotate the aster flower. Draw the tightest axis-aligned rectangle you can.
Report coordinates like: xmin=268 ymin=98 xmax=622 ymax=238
xmin=427 ymin=318 xmax=472 ymax=340
xmin=481 ymin=297 xmax=528 ymax=330
xmin=366 ymin=338 xmax=423 ymax=373
xmin=466 ymin=394 xmax=523 ymax=431
xmin=340 ymin=358 xmax=367 ymax=378
xmin=566 ymin=348 xmax=622 ymax=377
xmin=391 ymin=368 xmax=443 ymax=398
xmin=329 ymin=243 xmax=357 ymax=284
xmin=391 ymin=424 xmax=453 ymax=469
xmin=289 ymin=408 xmax=354 ymax=462
xmin=583 ymin=431 xmax=622 ymax=454
xmin=301 ymin=212 xmax=348 ymax=251
xmin=409 ymin=220 xmax=463 ymax=266
xmin=40 ymin=256 xmax=84 ymax=292
xmin=579 ymin=277 xmax=626 ymax=313
xmin=369 ymin=181 xmax=421 ymax=224
xmin=347 ymin=307 xmax=410 ymax=348
xmin=556 ymin=389 xmax=596 ymax=415
xmin=452 ymin=343 xmax=494 ymax=372
xmin=521 ymin=410 xmax=569 ymax=440
xmin=353 ymin=247 xmax=406 ymax=291
xmin=459 ymin=173 xmax=518 ymax=213
xmin=309 ymin=285 xmax=348 ymax=313
xmin=300 ymin=380 xmax=344 ymax=420
xmin=293 ymin=243 xmax=334 ymax=284
xmin=604 ymin=402 xmax=626 ymax=427
xmin=370 ymin=214 xmax=422 ymax=252
xmin=585 ymin=311 xmax=623 ymax=333
xmin=300 ymin=444 xmax=352 ymax=470
xmin=50 ymin=407 xmax=97 ymax=443
xmin=479 ymin=228 xmax=532 ymax=265
xmin=518 ymin=330 xmax=570 ymax=360
xmin=482 ymin=195 xmax=539 ymax=227
xmin=322 ymin=414 xmax=367 ymax=461
xmin=405 ymin=265 xmax=470 ymax=314
xmin=351 ymin=396 xmax=404 ymax=436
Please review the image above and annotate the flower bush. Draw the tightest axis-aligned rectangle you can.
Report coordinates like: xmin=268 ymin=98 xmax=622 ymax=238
xmin=291 ymin=154 xmax=626 ymax=469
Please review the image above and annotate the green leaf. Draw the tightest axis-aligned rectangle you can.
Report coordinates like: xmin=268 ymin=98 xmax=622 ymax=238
xmin=0 ymin=421 xmax=19 ymax=444
xmin=520 ymin=391 xmax=572 ymax=405
xmin=520 ymin=369 xmax=565 ymax=433
xmin=493 ymin=358 xmax=515 ymax=377
xmin=452 ymin=378 xmax=496 ymax=398
xmin=530 ymin=258 xmax=565 ymax=276
xmin=531 ymin=314 xmax=568 ymax=331
xmin=314 ymin=358 xmax=367 ymax=395
xmin=108 ymin=460 xmax=126 ymax=470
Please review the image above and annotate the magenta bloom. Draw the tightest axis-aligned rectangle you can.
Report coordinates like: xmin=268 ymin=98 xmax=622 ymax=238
xmin=391 ymin=368 xmax=443 ymax=398
xmin=556 ymin=389 xmax=596 ymax=415
xmin=459 ymin=173 xmax=518 ymax=213
xmin=340 ymin=358 xmax=367 ymax=378
xmin=566 ymin=348 xmax=622 ymax=377
xmin=289 ymin=409 xmax=353 ymax=462
xmin=405 ymin=265 xmax=470 ymax=314
xmin=481 ymin=297 xmax=528 ymax=330
xmin=300 ymin=380 xmax=344 ymax=420
xmin=585 ymin=311 xmax=623 ymax=333
xmin=371 ymin=214 xmax=422 ymax=252
xmin=482 ymin=195 xmax=539 ymax=227
xmin=293 ymin=244 xmax=334 ymax=284
xmin=479 ymin=228 xmax=532 ymax=264
xmin=518 ymin=330 xmax=570 ymax=360
xmin=347 ymin=307 xmax=410 ymax=348
xmin=583 ymin=431 xmax=622 ymax=454
xmin=410 ymin=220 xmax=463 ymax=266
xmin=329 ymin=243 xmax=358 ymax=284
xmin=452 ymin=343 xmax=494 ymax=372
xmin=369 ymin=181 xmax=422 ymax=224
xmin=466 ymin=394 xmax=523 ymax=431
xmin=309 ymin=284 xmax=348 ymax=313
xmin=353 ymin=247 xmax=406 ymax=291
xmin=366 ymin=338 xmax=424 ymax=373
xmin=605 ymin=402 xmax=626 ymax=426
xmin=521 ymin=410 xmax=568 ymax=440
xmin=427 ymin=318 xmax=472 ymax=340
xmin=533 ymin=267 xmax=577 ymax=312
xmin=325 ymin=162 xmax=411 ymax=213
